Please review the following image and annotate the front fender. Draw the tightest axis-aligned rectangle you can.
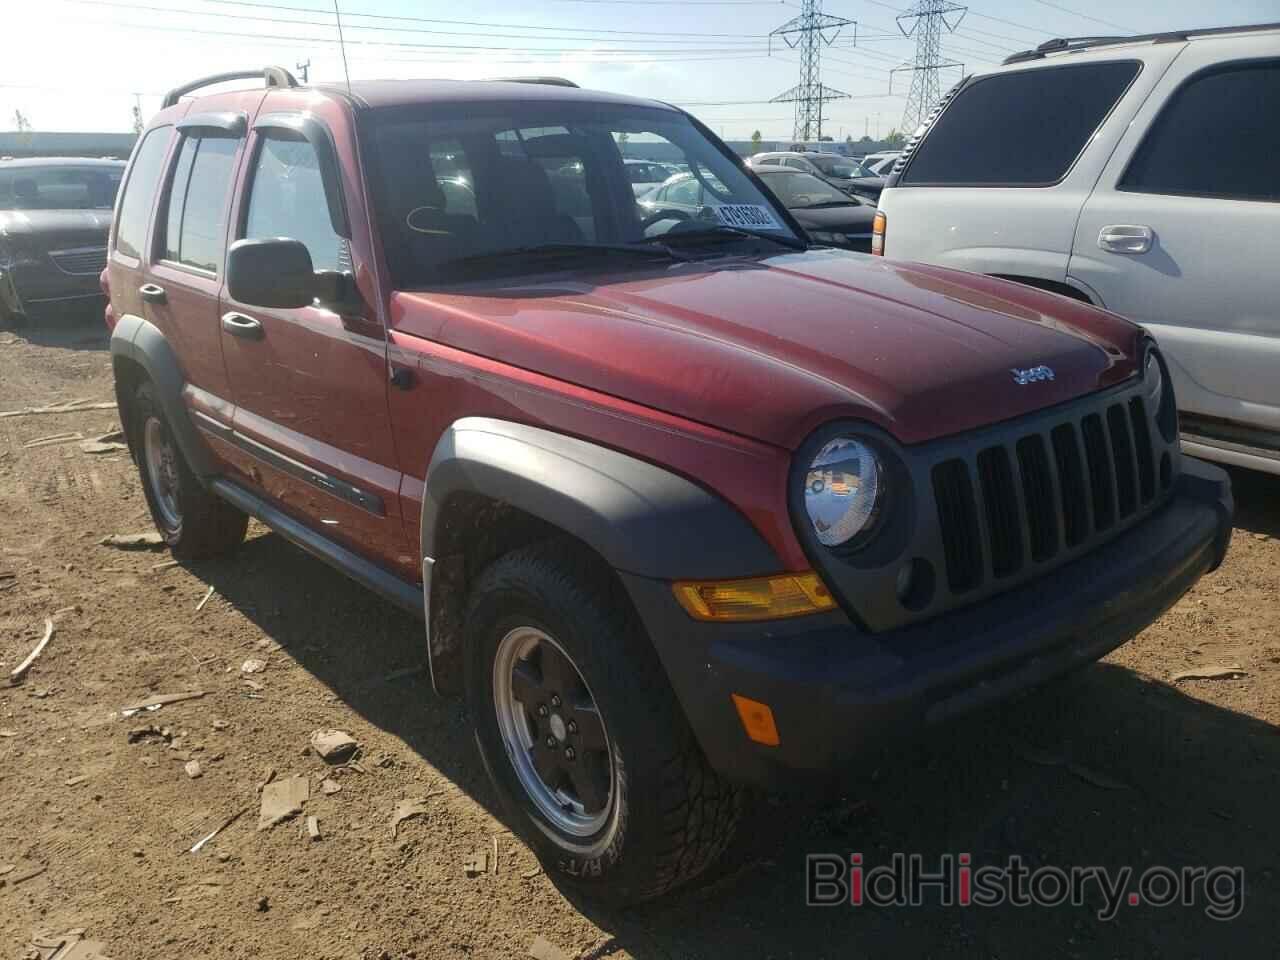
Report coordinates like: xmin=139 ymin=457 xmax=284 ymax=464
xmin=420 ymin=417 xmax=781 ymax=580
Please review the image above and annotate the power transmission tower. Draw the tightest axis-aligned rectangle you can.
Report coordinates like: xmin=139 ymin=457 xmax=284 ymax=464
xmin=296 ymin=59 xmax=311 ymax=83
xmin=892 ymin=0 xmax=966 ymax=134
xmin=769 ymin=0 xmax=854 ymax=143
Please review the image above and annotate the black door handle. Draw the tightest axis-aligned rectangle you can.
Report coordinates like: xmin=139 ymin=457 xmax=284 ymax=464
xmin=139 ymin=283 xmax=166 ymax=305
xmin=221 ymin=311 xmax=264 ymax=340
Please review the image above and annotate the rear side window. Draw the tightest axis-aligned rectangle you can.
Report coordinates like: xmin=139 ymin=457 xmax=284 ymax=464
xmin=115 ymin=127 xmax=171 ymax=260
xmin=160 ymin=135 xmax=239 ymax=272
xmin=243 ymin=134 xmax=344 ymax=272
xmin=900 ymin=61 xmax=1140 ymax=186
xmin=1120 ymin=60 xmax=1280 ymax=202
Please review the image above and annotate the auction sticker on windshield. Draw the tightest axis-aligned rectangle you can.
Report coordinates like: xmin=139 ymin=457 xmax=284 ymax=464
xmin=712 ymin=204 xmax=783 ymax=231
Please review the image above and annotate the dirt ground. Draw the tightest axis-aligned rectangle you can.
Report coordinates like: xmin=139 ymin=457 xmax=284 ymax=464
xmin=2 ymin=322 xmax=1279 ymax=959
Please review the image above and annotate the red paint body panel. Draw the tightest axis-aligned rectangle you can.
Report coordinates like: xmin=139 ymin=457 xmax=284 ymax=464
xmin=391 ymin=251 xmax=1141 ymax=453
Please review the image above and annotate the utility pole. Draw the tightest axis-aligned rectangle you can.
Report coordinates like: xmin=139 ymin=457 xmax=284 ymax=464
xmin=768 ymin=0 xmax=854 ymax=143
xmin=892 ymin=0 xmax=966 ymax=134
xmin=296 ymin=59 xmax=311 ymax=83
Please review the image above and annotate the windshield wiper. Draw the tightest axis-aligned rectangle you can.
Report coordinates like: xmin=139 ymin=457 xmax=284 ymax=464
xmin=439 ymin=242 xmax=680 ymax=270
xmin=637 ymin=224 xmax=807 ymax=251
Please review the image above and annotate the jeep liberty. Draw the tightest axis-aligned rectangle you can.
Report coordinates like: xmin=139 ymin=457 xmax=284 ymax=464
xmin=105 ymin=67 xmax=1233 ymax=903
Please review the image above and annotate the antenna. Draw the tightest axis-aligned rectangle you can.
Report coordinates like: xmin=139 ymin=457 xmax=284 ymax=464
xmin=333 ymin=1 xmax=352 ymax=95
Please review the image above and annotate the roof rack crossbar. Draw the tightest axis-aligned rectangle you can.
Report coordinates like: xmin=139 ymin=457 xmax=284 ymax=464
xmin=1002 ymin=20 xmax=1280 ymax=65
xmin=162 ymin=66 xmax=299 ymax=109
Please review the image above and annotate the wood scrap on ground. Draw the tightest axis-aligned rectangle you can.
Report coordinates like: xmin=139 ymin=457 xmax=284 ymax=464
xmin=0 ymin=399 xmax=117 ymax=419
xmin=9 ymin=618 xmax=54 ymax=685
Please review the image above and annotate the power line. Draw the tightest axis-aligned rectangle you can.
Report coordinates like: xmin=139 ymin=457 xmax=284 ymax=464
xmin=1026 ymin=0 xmax=1133 ymax=33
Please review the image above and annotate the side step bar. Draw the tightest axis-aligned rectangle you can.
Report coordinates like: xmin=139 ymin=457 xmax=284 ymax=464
xmin=210 ymin=478 xmax=424 ymax=618
xmin=1181 ymin=434 xmax=1280 ymax=477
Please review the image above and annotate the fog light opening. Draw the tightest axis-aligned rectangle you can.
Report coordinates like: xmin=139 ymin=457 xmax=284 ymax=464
xmin=896 ymin=557 xmax=935 ymax=612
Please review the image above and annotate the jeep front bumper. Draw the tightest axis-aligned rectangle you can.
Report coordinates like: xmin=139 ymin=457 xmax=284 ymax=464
xmin=621 ymin=456 xmax=1232 ymax=792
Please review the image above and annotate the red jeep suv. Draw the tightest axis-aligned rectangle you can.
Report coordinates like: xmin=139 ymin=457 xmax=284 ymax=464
xmin=106 ymin=67 xmax=1232 ymax=903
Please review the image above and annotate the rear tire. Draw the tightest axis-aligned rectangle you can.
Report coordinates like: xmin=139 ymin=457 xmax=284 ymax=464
xmin=131 ymin=381 xmax=247 ymax=561
xmin=465 ymin=541 xmax=741 ymax=904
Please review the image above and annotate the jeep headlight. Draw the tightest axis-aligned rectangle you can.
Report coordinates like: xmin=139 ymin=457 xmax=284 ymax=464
xmin=803 ymin=437 xmax=883 ymax=547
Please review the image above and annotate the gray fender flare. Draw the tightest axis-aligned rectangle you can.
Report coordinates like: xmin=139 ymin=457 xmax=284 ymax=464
xmin=419 ymin=417 xmax=782 ymax=692
xmin=110 ymin=313 xmax=215 ymax=480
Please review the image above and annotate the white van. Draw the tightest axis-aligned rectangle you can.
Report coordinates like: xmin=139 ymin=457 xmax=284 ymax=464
xmin=875 ymin=23 xmax=1280 ymax=474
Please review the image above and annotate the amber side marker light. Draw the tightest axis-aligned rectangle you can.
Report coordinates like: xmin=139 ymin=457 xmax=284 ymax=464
xmin=731 ymin=694 xmax=781 ymax=747
xmin=871 ymin=211 xmax=886 ymax=256
xmin=672 ymin=572 xmax=835 ymax=622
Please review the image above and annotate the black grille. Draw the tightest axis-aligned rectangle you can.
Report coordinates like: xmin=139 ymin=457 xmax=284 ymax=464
xmin=931 ymin=392 xmax=1165 ymax=595
xmin=932 ymin=459 xmax=982 ymax=593
xmin=49 ymin=247 xmax=107 ymax=276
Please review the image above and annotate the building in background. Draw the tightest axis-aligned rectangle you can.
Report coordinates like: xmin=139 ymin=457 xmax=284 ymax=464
xmin=0 ymin=132 xmax=137 ymax=160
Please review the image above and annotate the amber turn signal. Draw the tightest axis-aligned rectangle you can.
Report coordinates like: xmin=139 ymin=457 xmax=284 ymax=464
xmin=731 ymin=693 xmax=781 ymax=747
xmin=672 ymin=572 xmax=836 ymax=622
xmin=871 ymin=211 xmax=886 ymax=256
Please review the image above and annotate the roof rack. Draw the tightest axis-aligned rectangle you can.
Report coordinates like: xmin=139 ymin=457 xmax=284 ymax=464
xmin=161 ymin=66 xmax=299 ymax=109
xmin=1002 ymin=21 xmax=1280 ymax=64
xmin=489 ymin=76 xmax=579 ymax=88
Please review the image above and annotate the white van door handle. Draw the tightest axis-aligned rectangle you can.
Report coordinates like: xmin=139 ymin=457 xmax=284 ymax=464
xmin=1098 ymin=224 xmax=1153 ymax=254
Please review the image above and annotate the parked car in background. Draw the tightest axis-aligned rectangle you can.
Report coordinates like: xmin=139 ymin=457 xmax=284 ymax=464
xmin=750 ymin=151 xmax=886 ymax=201
xmin=754 ymin=168 xmax=875 ymax=252
xmin=636 ymin=170 xmax=726 ymax=219
xmin=0 ymin=157 xmax=124 ymax=328
xmin=107 ymin=65 xmax=1231 ymax=906
xmin=875 ymin=21 xmax=1280 ymax=475
xmin=862 ymin=151 xmax=901 ymax=175
xmin=622 ymin=158 xmax=670 ymax=196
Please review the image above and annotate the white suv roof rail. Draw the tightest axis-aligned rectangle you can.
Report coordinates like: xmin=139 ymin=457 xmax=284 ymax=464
xmin=1003 ymin=21 xmax=1280 ymax=65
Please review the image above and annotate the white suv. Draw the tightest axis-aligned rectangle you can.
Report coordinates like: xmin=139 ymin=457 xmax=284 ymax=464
xmin=875 ymin=23 xmax=1280 ymax=475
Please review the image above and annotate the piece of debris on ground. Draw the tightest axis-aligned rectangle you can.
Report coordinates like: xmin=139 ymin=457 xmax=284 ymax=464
xmin=258 ymin=775 xmax=310 ymax=830
xmin=120 ymin=690 xmax=206 ymax=716
xmin=195 ymin=585 xmax=216 ymax=612
xmin=189 ymin=808 xmax=247 ymax=854
xmin=28 ymin=928 xmax=114 ymax=960
xmin=241 ymin=658 xmax=267 ymax=674
xmin=527 ymin=935 xmax=573 ymax=960
xmin=319 ymin=778 xmax=341 ymax=796
xmin=309 ymin=729 xmax=358 ymax=764
xmin=306 ymin=816 xmax=321 ymax=841
xmin=464 ymin=851 xmax=489 ymax=877
xmin=1171 ymin=665 xmax=1248 ymax=682
xmin=9 ymin=618 xmax=54 ymax=685
xmin=98 ymin=531 xmax=164 ymax=549
xmin=127 ymin=724 xmax=172 ymax=745
xmin=184 ymin=760 xmax=203 ymax=780
xmin=391 ymin=798 xmax=430 ymax=838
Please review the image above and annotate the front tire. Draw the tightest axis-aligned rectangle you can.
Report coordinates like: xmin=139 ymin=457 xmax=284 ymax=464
xmin=465 ymin=542 xmax=741 ymax=903
xmin=131 ymin=381 xmax=248 ymax=561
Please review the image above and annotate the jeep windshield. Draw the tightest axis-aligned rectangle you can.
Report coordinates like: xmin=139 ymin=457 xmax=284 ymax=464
xmin=362 ymin=102 xmax=802 ymax=285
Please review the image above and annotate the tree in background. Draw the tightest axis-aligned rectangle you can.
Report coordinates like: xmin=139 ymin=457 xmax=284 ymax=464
xmin=884 ymin=128 xmax=907 ymax=149
xmin=12 ymin=109 xmax=31 ymax=133
xmin=750 ymin=130 xmax=762 ymax=155
xmin=617 ymin=131 xmax=629 ymax=157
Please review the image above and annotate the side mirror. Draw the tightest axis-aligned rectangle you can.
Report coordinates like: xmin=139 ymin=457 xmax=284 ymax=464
xmin=226 ymin=238 xmax=316 ymax=309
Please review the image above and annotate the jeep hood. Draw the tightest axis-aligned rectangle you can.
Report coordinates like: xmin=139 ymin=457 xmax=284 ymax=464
xmin=392 ymin=251 xmax=1143 ymax=449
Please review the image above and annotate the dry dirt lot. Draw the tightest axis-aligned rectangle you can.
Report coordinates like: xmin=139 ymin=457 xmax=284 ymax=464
xmin=2 ymin=322 xmax=1279 ymax=959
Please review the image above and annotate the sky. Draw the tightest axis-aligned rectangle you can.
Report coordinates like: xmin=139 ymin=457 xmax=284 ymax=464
xmin=2 ymin=0 xmax=1277 ymax=140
